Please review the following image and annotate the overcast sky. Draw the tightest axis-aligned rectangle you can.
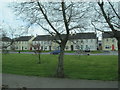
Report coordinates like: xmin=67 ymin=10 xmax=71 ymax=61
xmin=0 ymin=1 xmax=101 ymax=40
xmin=1 ymin=0 xmax=119 ymax=40
xmin=0 ymin=0 xmax=47 ymax=37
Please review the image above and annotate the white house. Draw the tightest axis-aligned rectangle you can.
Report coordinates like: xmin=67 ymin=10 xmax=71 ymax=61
xmin=32 ymin=35 xmax=52 ymax=51
xmin=14 ymin=36 xmax=35 ymax=50
xmin=102 ymin=32 xmax=118 ymax=51
xmin=66 ymin=33 xmax=98 ymax=51
xmin=32 ymin=33 xmax=98 ymax=51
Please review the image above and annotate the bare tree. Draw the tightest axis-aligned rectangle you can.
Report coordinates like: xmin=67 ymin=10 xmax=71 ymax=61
xmin=31 ymin=43 xmax=42 ymax=64
xmin=91 ymin=0 xmax=120 ymax=80
xmin=1 ymin=21 xmax=27 ymax=52
xmin=97 ymin=0 xmax=120 ymax=81
xmin=10 ymin=1 xmax=91 ymax=77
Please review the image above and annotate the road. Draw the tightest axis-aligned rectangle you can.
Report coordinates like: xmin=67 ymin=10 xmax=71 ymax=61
xmin=9 ymin=51 xmax=118 ymax=55
xmin=2 ymin=74 xmax=118 ymax=88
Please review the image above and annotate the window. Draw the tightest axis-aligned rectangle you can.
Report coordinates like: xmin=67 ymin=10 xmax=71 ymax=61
xmin=106 ymin=39 xmax=108 ymax=42
xmin=86 ymin=45 xmax=88 ymax=48
xmin=85 ymin=45 xmax=89 ymax=50
xmin=80 ymin=45 xmax=83 ymax=50
xmin=44 ymin=46 xmax=47 ymax=50
xmin=76 ymin=45 xmax=79 ymax=49
xmin=81 ymin=40 xmax=83 ymax=43
xmin=25 ymin=47 xmax=27 ymax=49
xmin=66 ymin=46 xmax=68 ymax=49
xmin=105 ymin=45 xmax=110 ymax=49
xmin=76 ymin=40 xmax=78 ymax=43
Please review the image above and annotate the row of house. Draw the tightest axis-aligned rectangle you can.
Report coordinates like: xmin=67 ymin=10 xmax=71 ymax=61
xmin=1 ymin=32 xmax=118 ymax=51
xmin=102 ymin=32 xmax=118 ymax=51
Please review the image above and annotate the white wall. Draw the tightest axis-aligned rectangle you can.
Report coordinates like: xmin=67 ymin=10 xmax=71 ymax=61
xmin=68 ymin=39 xmax=97 ymax=51
xmin=14 ymin=41 xmax=29 ymax=50
xmin=102 ymin=38 xmax=118 ymax=51
xmin=32 ymin=39 xmax=98 ymax=51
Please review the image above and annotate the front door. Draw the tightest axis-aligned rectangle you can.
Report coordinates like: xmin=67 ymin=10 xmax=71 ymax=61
xmin=112 ymin=44 xmax=114 ymax=51
xmin=22 ymin=46 xmax=23 ymax=50
xmin=49 ymin=46 xmax=51 ymax=51
xmin=30 ymin=47 xmax=32 ymax=50
xmin=71 ymin=45 xmax=73 ymax=51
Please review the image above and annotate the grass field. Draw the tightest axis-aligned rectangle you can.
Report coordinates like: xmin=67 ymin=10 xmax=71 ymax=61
xmin=2 ymin=53 xmax=118 ymax=81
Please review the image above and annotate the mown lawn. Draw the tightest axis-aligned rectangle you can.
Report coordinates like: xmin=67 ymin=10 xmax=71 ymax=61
xmin=2 ymin=53 xmax=118 ymax=81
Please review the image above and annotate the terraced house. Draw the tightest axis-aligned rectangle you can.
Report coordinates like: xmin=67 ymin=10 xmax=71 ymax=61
xmin=2 ymin=37 xmax=12 ymax=50
xmin=32 ymin=33 xmax=98 ymax=51
xmin=32 ymin=35 xmax=53 ymax=51
xmin=66 ymin=33 xmax=98 ymax=51
xmin=13 ymin=36 xmax=35 ymax=50
xmin=102 ymin=32 xmax=118 ymax=51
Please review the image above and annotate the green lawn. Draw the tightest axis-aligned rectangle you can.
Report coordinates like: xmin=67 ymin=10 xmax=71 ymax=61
xmin=2 ymin=54 xmax=118 ymax=81
xmin=90 ymin=51 xmax=103 ymax=54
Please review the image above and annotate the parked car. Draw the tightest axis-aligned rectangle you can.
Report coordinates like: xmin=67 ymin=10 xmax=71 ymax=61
xmin=84 ymin=50 xmax=90 ymax=52
xmin=50 ymin=50 xmax=60 ymax=55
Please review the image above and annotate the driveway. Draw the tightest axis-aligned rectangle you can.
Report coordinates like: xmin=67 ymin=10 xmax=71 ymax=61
xmin=2 ymin=74 xmax=118 ymax=88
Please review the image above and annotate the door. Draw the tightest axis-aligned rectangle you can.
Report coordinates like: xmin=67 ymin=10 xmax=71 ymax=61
xmin=49 ymin=46 xmax=51 ymax=51
xmin=112 ymin=44 xmax=114 ymax=51
xmin=30 ymin=47 xmax=32 ymax=50
xmin=22 ymin=46 xmax=23 ymax=50
xmin=71 ymin=45 xmax=73 ymax=51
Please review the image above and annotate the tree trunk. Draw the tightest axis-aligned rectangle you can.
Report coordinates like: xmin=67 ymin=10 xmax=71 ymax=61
xmin=56 ymin=43 xmax=66 ymax=78
xmin=38 ymin=51 xmax=41 ymax=64
xmin=118 ymin=38 xmax=120 ymax=81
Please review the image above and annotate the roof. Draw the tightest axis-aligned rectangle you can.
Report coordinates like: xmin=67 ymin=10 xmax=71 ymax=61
xmin=33 ymin=35 xmax=53 ymax=41
xmin=70 ymin=33 xmax=96 ymax=39
xmin=102 ymin=32 xmax=114 ymax=38
xmin=15 ymin=36 xmax=32 ymax=41
xmin=33 ymin=33 xmax=97 ymax=41
xmin=2 ymin=37 xmax=12 ymax=42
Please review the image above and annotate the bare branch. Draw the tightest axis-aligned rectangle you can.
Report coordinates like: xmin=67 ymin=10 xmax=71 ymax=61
xmin=61 ymin=1 xmax=69 ymax=41
xmin=107 ymin=0 xmax=120 ymax=20
xmin=37 ymin=2 xmax=62 ymax=41
xmin=98 ymin=1 xmax=117 ymax=35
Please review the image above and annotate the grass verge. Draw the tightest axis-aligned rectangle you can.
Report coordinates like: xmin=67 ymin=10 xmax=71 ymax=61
xmin=2 ymin=53 xmax=118 ymax=81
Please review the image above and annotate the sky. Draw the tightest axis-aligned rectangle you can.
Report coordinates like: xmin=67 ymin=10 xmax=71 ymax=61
xmin=0 ymin=1 xmax=97 ymax=37
xmin=0 ymin=0 xmax=47 ymax=37
xmin=1 ymin=0 xmax=119 ymax=39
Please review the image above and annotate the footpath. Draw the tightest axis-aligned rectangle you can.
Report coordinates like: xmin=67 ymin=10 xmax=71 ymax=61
xmin=2 ymin=74 xmax=118 ymax=88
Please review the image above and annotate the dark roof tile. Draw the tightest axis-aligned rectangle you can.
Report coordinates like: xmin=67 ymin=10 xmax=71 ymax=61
xmin=2 ymin=37 xmax=12 ymax=41
xmin=16 ymin=36 xmax=32 ymax=41
xmin=33 ymin=33 xmax=97 ymax=41
xmin=70 ymin=33 xmax=96 ymax=39
xmin=102 ymin=32 xmax=114 ymax=38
